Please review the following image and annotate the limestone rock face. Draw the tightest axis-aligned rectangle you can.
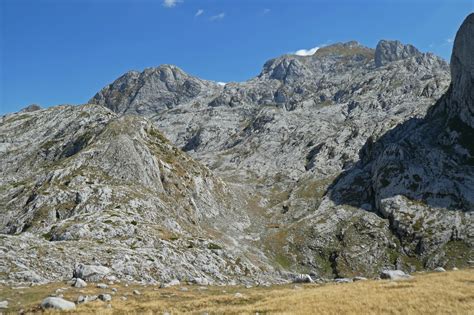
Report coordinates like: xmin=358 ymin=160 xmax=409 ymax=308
xmin=91 ymin=65 xmax=223 ymax=115
xmin=321 ymin=14 xmax=474 ymax=272
xmin=375 ymin=40 xmax=422 ymax=67
xmin=450 ymin=13 xmax=474 ymax=128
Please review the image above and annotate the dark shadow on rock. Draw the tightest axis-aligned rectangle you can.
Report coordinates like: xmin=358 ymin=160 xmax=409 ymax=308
xmin=325 ymin=90 xmax=473 ymax=213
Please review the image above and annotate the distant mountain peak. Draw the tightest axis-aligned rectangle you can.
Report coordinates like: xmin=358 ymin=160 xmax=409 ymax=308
xmin=374 ymin=39 xmax=422 ymax=67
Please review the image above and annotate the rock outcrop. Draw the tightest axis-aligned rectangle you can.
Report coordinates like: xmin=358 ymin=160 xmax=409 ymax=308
xmin=375 ymin=40 xmax=422 ymax=67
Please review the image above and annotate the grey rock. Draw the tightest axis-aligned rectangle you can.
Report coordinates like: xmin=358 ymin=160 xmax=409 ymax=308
xmin=0 ymin=300 xmax=8 ymax=309
xmin=190 ymin=277 xmax=209 ymax=286
xmin=450 ymin=13 xmax=474 ymax=128
xmin=133 ymin=290 xmax=141 ymax=295
xmin=73 ymin=278 xmax=87 ymax=288
xmin=434 ymin=267 xmax=446 ymax=272
xmin=380 ymin=270 xmax=412 ymax=280
xmin=74 ymin=264 xmax=111 ymax=282
xmin=293 ymin=274 xmax=313 ymax=283
xmin=11 ymin=270 xmax=45 ymax=284
xmin=41 ymin=297 xmax=76 ymax=310
xmin=166 ymin=279 xmax=180 ymax=287
xmin=375 ymin=40 xmax=422 ymax=67
xmin=98 ymin=294 xmax=112 ymax=302
xmin=335 ymin=278 xmax=353 ymax=283
xmin=76 ymin=295 xmax=98 ymax=304
xmin=353 ymin=276 xmax=367 ymax=281
xmin=96 ymin=283 xmax=108 ymax=289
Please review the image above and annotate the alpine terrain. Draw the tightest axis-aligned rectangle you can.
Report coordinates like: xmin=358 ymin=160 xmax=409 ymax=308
xmin=0 ymin=14 xmax=472 ymax=287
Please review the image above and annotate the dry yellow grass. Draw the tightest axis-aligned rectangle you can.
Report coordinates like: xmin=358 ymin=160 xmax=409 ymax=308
xmin=1 ymin=269 xmax=472 ymax=314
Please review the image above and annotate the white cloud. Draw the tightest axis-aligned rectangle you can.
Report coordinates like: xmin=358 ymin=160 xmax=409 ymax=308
xmin=195 ymin=9 xmax=204 ymax=17
xmin=263 ymin=8 xmax=271 ymax=15
xmin=446 ymin=38 xmax=454 ymax=43
xmin=163 ymin=0 xmax=182 ymax=8
xmin=294 ymin=46 xmax=320 ymax=56
xmin=210 ymin=12 xmax=225 ymax=21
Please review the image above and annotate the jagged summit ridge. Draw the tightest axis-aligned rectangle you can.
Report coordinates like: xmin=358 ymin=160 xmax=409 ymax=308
xmin=375 ymin=40 xmax=422 ymax=67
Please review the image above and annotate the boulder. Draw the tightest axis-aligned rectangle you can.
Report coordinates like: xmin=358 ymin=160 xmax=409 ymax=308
xmin=0 ymin=300 xmax=8 ymax=309
xmin=380 ymin=270 xmax=412 ymax=280
xmin=41 ymin=297 xmax=76 ymax=310
xmin=293 ymin=274 xmax=314 ymax=283
xmin=190 ymin=277 xmax=209 ymax=286
xmin=73 ymin=264 xmax=111 ymax=282
xmin=72 ymin=278 xmax=87 ymax=288
xmin=98 ymin=294 xmax=112 ymax=302
xmin=434 ymin=267 xmax=446 ymax=272
xmin=77 ymin=295 xmax=98 ymax=304
xmin=335 ymin=278 xmax=353 ymax=283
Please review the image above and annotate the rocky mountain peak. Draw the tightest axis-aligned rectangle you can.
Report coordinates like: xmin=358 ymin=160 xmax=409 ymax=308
xmin=20 ymin=104 xmax=42 ymax=113
xmin=313 ymin=41 xmax=373 ymax=58
xmin=450 ymin=13 xmax=474 ymax=128
xmin=90 ymin=65 xmax=222 ymax=115
xmin=375 ymin=39 xmax=422 ymax=67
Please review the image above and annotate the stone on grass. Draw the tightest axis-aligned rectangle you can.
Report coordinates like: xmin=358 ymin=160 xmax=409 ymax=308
xmin=98 ymin=294 xmax=112 ymax=302
xmin=434 ymin=267 xmax=446 ymax=272
xmin=293 ymin=274 xmax=313 ymax=283
xmin=335 ymin=278 xmax=353 ymax=283
xmin=380 ymin=270 xmax=412 ymax=280
xmin=73 ymin=278 xmax=87 ymax=288
xmin=41 ymin=297 xmax=76 ymax=310
xmin=0 ymin=300 xmax=8 ymax=309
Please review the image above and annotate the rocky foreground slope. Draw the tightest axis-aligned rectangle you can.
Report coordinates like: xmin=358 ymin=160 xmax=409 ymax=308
xmin=0 ymin=105 xmax=277 ymax=284
xmin=0 ymin=15 xmax=473 ymax=284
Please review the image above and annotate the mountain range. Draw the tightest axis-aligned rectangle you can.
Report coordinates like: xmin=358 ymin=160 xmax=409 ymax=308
xmin=0 ymin=14 xmax=472 ymax=285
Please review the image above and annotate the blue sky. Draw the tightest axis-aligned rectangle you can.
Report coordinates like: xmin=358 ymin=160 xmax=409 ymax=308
xmin=1 ymin=0 xmax=472 ymax=114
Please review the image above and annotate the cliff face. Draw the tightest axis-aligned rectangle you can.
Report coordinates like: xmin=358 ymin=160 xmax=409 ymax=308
xmin=450 ymin=13 xmax=474 ymax=129
xmin=317 ymin=14 xmax=474 ymax=274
